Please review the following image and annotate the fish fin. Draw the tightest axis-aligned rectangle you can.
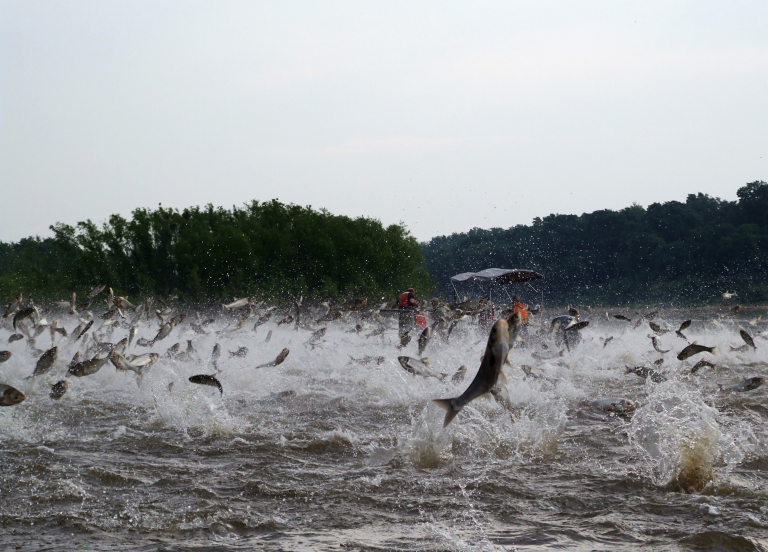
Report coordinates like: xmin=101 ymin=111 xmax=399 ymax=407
xmin=498 ymin=371 xmax=508 ymax=384
xmin=432 ymin=398 xmax=461 ymax=428
xmin=709 ymin=347 xmax=717 ymax=356
xmin=438 ymin=373 xmax=448 ymax=382
xmin=421 ymin=357 xmax=430 ymax=366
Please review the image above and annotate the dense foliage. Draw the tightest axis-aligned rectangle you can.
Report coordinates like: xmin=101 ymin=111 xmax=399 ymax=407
xmin=422 ymin=181 xmax=768 ymax=306
xmin=0 ymin=201 xmax=432 ymax=303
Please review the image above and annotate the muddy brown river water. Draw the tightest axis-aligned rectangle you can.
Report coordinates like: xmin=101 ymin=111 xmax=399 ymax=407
xmin=1 ymin=308 xmax=767 ymax=550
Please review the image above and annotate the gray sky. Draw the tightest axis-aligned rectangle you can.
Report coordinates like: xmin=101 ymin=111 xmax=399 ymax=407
xmin=1 ymin=1 xmax=766 ymax=243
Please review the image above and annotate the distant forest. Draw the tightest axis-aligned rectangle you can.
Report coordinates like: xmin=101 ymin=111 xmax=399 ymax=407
xmin=2 ymin=183 xmax=767 ymax=307
xmin=422 ymin=181 xmax=768 ymax=306
xmin=0 ymin=200 xmax=432 ymax=304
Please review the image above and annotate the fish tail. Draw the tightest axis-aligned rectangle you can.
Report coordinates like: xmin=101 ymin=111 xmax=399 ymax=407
xmin=433 ymin=398 xmax=461 ymax=427
xmin=709 ymin=347 xmax=717 ymax=355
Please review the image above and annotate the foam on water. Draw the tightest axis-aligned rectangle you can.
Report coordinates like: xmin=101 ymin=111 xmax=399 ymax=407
xmin=1 ymin=307 xmax=768 ymax=549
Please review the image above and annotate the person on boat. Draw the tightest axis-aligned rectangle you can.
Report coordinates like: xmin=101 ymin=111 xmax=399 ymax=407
xmin=394 ymin=288 xmax=419 ymax=336
xmin=509 ymin=295 xmax=530 ymax=324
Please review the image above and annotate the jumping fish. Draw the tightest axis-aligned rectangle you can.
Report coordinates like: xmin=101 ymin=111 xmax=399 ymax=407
xmin=223 ymin=298 xmax=250 ymax=310
xmin=256 ymin=348 xmax=290 ymax=369
xmin=49 ymin=380 xmax=69 ymax=400
xmin=625 ymin=365 xmax=666 ymax=383
xmin=451 ymin=365 xmax=467 ymax=383
xmin=417 ymin=327 xmax=431 ymax=356
xmin=229 ymin=346 xmax=249 ymax=358
xmin=0 ymin=384 xmax=26 ymax=406
xmin=651 ymin=336 xmax=670 ymax=354
xmin=690 ymin=359 xmax=716 ymax=374
xmin=720 ymin=377 xmax=764 ymax=392
xmin=348 ymin=355 xmax=386 ymax=366
xmin=150 ymin=323 xmax=172 ymax=344
xmin=306 ymin=327 xmax=326 ymax=346
xmin=0 ymin=351 xmax=11 ymax=363
xmin=31 ymin=346 xmax=58 ymax=377
xmin=75 ymin=320 xmax=93 ymax=341
xmin=89 ymin=285 xmax=106 ymax=297
xmin=740 ymin=329 xmax=756 ymax=350
xmin=13 ymin=307 xmax=36 ymax=330
xmin=397 ymin=356 xmax=446 ymax=381
xmin=399 ymin=331 xmax=412 ymax=349
xmin=68 ymin=356 xmax=109 ymax=377
xmin=189 ymin=374 xmax=223 ymax=395
xmin=68 ymin=351 xmax=83 ymax=368
xmin=564 ymin=321 xmax=589 ymax=332
xmin=677 ymin=342 xmax=716 ymax=361
xmin=8 ymin=334 xmax=24 ymax=344
xmin=3 ymin=293 xmax=22 ymax=319
xmin=433 ymin=319 xmax=510 ymax=428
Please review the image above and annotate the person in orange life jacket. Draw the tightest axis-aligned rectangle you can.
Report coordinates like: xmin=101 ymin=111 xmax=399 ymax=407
xmin=395 ymin=288 xmax=419 ymax=310
xmin=394 ymin=288 xmax=419 ymax=336
xmin=510 ymin=295 xmax=530 ymax=324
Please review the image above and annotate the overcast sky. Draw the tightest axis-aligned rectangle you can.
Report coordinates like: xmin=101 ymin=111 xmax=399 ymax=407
xmin=1 ymin=1 xmax=766 ymax=243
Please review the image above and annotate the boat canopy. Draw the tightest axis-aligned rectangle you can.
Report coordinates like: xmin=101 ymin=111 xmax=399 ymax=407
xmin=450 ymin=268 xmax=543 ymax=285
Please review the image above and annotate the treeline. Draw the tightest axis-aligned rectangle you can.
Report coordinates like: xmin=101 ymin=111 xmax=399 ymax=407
xmin=422 ymin=181 xmax=768 ymax=306
xmin=0 ymin=200 xmax=432 ymax=303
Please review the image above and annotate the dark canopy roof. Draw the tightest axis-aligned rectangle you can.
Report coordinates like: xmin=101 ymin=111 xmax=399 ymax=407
xmin=450 ymin=268 xmax=544 ymax=284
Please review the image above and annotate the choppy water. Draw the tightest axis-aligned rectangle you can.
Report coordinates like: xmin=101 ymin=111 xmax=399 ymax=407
xmin=1 ymin=307 xmax=768 ymax=551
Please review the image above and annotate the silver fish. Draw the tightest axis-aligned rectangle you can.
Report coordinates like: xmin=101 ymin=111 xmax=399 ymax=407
xmin=229 ymin=346 xmax=249 ymax=358
xmin=3 ymin=293 xmax=22 ymax=319
xmin=32 ymin=346 xmax=58 ymax=377
xmin=256 ymin=348 xmax=289 ymax=368
xmin=0 ymin=384 xmax=26 ymax=406
xmin=68 ymin=356 xmax=109 ymax=377
xmin=49 ymin=380 xmax=68 ymax=400
xmin=397 ymin=356 xmax=446 ymax=381
xmin=625 ymin=365 xmax=666 ymax=383
xmin=721 ymin=377 xmax=764 ymax=392
xmin=348 ymin=355 xmax=386 ymax=366
xmin=433 ymin=319 xmax=510 ymax=427
xmin=89 ymin=285 xmax=106 ymax=297
xmin=223 ymin=298 xmax=250 ymax=310
xmin=651 ymin=336 xmax=670 ymax=354
xmin=690 ymin=359 xmax=716 ymax=374
xmin=677 ymin=342 xmax=716 ymax=361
